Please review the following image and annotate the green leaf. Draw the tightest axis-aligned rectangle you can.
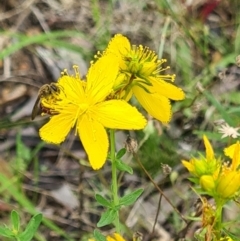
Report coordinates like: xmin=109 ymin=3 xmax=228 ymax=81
xmin=95 ymin=194 xmax=112 ymax=208
xmin=97 ymin=209 xmax=117 ymax=227
xmin=0 ymin=172 xmax=73 ymax=241
xmin=16 ymin=133 xmax=31 ymax=161
xmin=119 ymin=188 xmax=143 ymax=206
xmin=93 ymin=229 xmax=107 ymax=241
xmin=0 ymin=226 xmax=14 ymax=238
xmin=188 ymin=177 xmax=199 ymax=184
xmin=11 ymin=210 xmax=20 ymax=233
xmin=116 ymin=159 xmax=133 ymax=174
xmin=15 ymin=133 xmax=31 ymax=172
xmin=0 ymin=30 xmax=86 ymax=60
xmin=222 ymin=227 xmax=239 ymax=241
xmin=116 ymin=148 xmax=126 ymax=159
xmin=18 ymin=213 xmax=42 ymax=241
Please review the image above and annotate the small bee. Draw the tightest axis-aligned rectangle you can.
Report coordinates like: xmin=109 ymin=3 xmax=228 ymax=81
xmin=31 ymin=83 xmax=61 ymax=120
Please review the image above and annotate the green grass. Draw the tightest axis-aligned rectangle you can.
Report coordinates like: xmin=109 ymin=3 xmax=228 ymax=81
xmin=1 ymin=0 xmax=240 ymax=240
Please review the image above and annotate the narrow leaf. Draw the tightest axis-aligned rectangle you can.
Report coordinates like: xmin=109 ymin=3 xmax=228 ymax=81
xmin=0 ymin=31 xmax=86 ymax=60
xmin=93 ymin=229 xmax=107 ymax=241
xmin=116 ymin=159 xmax=133 ymax=174
xmin=11 ymin=210 xmax=20 ymax=233
xmin=0 ymin=226 xmax=14 ymax=238
xmin=119 ymin=189 xmax=143 ymax=206
xmin=97 ymin=209 xmax=117 ymax=227
xmin=18 ymin=213 xmax=42 ymax=241
xmin=116 ymin=148 xmax=126 ymax=159
xmin=203 ymin=90 xmax=234 ymax=126
xmin=95 ymin=194 xmax=111 ymax=208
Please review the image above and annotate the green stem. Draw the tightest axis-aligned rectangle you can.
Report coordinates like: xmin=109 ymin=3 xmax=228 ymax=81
xmin=109 ymin=129 xmax=120 ymax=232
xmin=214 ymin=198 xmax=225 ymax=239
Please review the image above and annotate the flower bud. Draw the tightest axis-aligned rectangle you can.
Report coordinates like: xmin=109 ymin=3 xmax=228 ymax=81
xmin=194 ymin=160 xmax=209 ymax=176
xmin=200 ymin=175 xmax=215 ymax=192
xmin=125 ymin=136 xmax=138 ymax=153
xmin=182 ymin=159 xmax=209 ymax=177
xmin=216 ymin=172 xmax=240 ymax=199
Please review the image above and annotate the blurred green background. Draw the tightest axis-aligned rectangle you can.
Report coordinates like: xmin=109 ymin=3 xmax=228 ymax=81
xmin=0 ymin=0 xmax=240 ymax=240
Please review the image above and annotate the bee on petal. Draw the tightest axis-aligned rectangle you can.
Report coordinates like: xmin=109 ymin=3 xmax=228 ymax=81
xmin=31 ymin=83 xmax=62 ymax=120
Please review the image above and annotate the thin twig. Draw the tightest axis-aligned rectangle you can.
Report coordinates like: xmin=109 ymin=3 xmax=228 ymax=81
xmin=151 ymin=193 xmax=162 ymax=234
xmin=133 ymin=152 xmax=187 ymax=224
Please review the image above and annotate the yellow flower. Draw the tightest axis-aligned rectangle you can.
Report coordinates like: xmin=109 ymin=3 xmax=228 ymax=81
xmin=103 ymin=34 xmax=185 ymax=123
xmin=216 ymin=142 xmax=240 ymax=199
xmin=182 ymin=158 xmax=208 ymax=177
xmin=182 ymin=135 xmax=219 ymax=177
xmin=107 ymin=233 xmax=126 ymax=241
xmin=39 ymin=55 xmax=146 ymax=170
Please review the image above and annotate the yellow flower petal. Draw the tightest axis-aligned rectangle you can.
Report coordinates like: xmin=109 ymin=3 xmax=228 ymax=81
xmin=107 ymin=233 xmax=126 ymax=241
xmin=40 ymin=113 xmax=76 ymax=144
xmin=92 ymin=100 xmax=147 ymax=129
xmin=105 ymin=34 xmax=131 ymax=57
xmin=231 ymin=142 xmax=240 ymax=171
xmin=58 ymin=75 xmax=85 ymax=103
xmin=78 ymin=114 xmax=109 ymax=170
xmin=216 ymin=171 xmax=240 ymax=199
xmin=224 ymin=143 xmax=237 ymax=158
xmin=112 ymin=233 xmax=126 ymax=241
xmin=200 ymin=175 xmax=215 ymax=192
xmin=133 ymin=85 xmax=171 ymax=123
xmin=203 ymin=135 xmax=214 ymax=160
xmin=107 ymin=237 xmax=115 ymax=241
xmin=86 ymin=54 xmax=119 ymax=103
xmin=151 ymin=77 xmax=185 ymax=100
xmin=182 ymin=160 xmax=195 ymax=173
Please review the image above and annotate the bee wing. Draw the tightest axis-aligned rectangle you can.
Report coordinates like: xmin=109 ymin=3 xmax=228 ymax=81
xmin=31 ymin=96 xmax=41 ymax=120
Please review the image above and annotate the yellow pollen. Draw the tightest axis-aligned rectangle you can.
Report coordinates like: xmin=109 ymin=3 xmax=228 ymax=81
xmin=61 ymin=69 xmax=68 ymax=76
xmin=73 ymin=65 xmax=80 ymax=79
